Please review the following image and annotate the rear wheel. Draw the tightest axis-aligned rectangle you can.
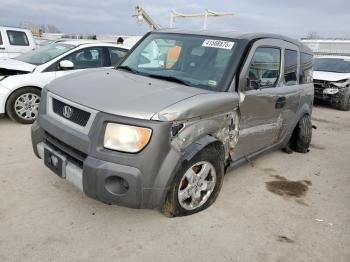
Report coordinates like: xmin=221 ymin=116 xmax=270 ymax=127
xmin=290 ymin=114 xmax=312 ymax=153
xmin=6 ymin=87 xmax=41 ymax=124
xmin=161 ymin=145 xmax=224 ymax=217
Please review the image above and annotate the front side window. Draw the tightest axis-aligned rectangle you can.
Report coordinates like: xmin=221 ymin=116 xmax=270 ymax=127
xmin=247 ymin=47 xmax=281 ymax=90
xmin=15 ymin=43 xmax=75 ymax=65
xmin=118 ymin=33 xmax=237 ymax=91
xmin=284 ymin=49 xmax=298 ymax=86
xmin=7 ymin=30 xmax=29 ymax=46
xmin=108 ymin=47 xmax=128 ymax=66
xmin=300 ymin=53 xmax=313 ymax=84
xmin=63 ymin=47 xmax=105 ymax=69
xmin=0 ymin=32 xmax=3 ymax=45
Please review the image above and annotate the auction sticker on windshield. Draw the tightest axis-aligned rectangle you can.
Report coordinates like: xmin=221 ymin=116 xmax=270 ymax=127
xmin=202 ymin=39 xmax=234 ymax=50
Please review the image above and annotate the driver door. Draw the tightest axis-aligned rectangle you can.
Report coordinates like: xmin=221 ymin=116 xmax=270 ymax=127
xmin=233 ymin=39 xmax=286 ymax=160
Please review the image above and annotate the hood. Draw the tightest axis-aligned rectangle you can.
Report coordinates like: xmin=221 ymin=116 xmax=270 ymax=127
xmin=0 ymin=58 xmax=35 ymax=74
xmin=313 ymin=71 xmax=350 ymax=82
xmin=47 ymin=69 xmax=211 ymax=120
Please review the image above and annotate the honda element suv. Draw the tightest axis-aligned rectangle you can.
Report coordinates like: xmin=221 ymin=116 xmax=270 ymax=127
xmin=32 ymin=29 xmax=314 ymax=217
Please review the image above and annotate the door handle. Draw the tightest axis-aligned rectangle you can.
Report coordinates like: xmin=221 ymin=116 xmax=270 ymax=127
xmin=0 ymin=47 xmax=5 ymax=50
xmin=275 ymin=97 xmax=286 ymax=109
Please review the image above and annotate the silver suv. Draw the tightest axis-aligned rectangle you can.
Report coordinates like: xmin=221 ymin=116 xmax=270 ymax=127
xmin=31 ymin=30 xmax=314 ymax=217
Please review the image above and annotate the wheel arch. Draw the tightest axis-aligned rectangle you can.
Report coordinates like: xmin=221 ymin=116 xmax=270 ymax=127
xmin=5 ymin=86 xmax=42 ymax=114
xmin=283 ymin=103 xmax=312 ymax=148
xmin=149 ymin=135 xmax=225 ymax=209
xmin=181 ymin=135 xmax=225 ymax=164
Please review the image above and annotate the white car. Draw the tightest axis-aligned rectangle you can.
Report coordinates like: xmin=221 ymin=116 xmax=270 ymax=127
xmin=0 ymin=26 xmax=36 ymax=58
xmin=0 ymin=41 xmax=129 ymax=123
xmin=313 ymin=56 xmax=350 ymax=111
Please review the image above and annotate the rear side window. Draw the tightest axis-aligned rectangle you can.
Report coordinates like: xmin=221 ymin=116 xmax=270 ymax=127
xmin=0 ymin=32 xmax=2 ymax=45
xmin=284 ymin=49 xmax=298 ymax=86
xmin=108 ymin=47 xmax=127 ymax=66
xmin=300 ymin=53 xmax=313 ymax=84
xmin=247 ymin=47 xmax=281 ymax=90
xmin=7 ymin=30 xmax=29 ymax=46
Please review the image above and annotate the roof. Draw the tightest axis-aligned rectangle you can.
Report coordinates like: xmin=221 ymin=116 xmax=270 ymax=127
xmin=156 ymin=28 xmax=312 ymax=53
xmin=56 ymin=40 xmax=129 ymax=49
xmin=0 ymin=26 xmax=31 ymax=32
xmin=302 ymin=39 xmax=350 ymax=44
xmin=315 ymin=55 xmax=350 ymax=59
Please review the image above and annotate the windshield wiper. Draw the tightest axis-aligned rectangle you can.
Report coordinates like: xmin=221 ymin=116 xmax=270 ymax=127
xmin=146 ymin=74 xmax=190 ymax=86
xmin=116 ymin=65 xmax=139 ymax=74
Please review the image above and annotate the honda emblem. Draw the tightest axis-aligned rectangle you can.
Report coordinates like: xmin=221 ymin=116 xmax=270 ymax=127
xmin=63 ymin=105 xmax=73 ymax=119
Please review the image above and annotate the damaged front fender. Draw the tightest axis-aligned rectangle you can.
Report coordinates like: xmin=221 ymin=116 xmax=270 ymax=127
xmin=152 ymin=92 xmax=240 ymax=161
xmin=323 ymin=79 xmax=350 ymax=95
xmin=331 ymin=78 xmax=350 ymax=88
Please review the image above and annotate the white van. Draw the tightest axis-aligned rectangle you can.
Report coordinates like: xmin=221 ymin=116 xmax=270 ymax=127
xmin=0 ymin=26 xmax=36 ymax=58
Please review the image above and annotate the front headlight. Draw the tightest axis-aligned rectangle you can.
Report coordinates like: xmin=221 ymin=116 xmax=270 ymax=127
xmin=104 ymin=123 xmax=152 ymax=153
xmin=323 ymin=88 xmax=339 ymax=95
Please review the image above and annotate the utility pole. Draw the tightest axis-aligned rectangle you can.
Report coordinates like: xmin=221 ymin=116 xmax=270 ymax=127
xmin=133 ymin=5 xmax=161 ymax=30
xmin=170 ymin=9 xmax=234 ymax=29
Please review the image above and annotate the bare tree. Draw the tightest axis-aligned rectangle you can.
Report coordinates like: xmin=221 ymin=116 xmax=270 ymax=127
xmin=306 ymin=31 xmax=321 ymax=39
xmin=17 ymin=22 xmax=62 ymax=33
xmin=46 ymin=24 xmax=61 ymax=33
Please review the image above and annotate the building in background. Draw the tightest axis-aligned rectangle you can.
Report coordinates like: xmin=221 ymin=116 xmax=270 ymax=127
xmin=301 ymin=39 xmax=350 ymax=56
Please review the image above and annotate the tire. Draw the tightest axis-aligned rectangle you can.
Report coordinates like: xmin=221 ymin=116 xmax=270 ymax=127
xmin=6 ymin=87 xmax=41 ymax=124
xmin=161 ymin=145 xmax=224 ymax=217
xmin=290 ymin=115 xmax=312 ymax=153
xmin=337 ymin=87 xmax=350 ymax=111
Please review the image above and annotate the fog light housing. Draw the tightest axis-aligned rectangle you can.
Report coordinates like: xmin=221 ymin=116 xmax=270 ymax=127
xmin=105 ymin=176 xmax=129 ymax=195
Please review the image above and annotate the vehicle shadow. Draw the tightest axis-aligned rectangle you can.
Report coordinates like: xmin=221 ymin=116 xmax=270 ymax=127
xmin=313 ymin=100 xmax=339 ymax=111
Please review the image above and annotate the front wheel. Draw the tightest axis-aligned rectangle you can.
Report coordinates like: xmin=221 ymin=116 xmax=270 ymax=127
xmin=337 ymin=87 xmax=350 ymax=111
xmin=6 ymin=87 xmax=41 ymax=124
xmin=161 ymin=146 xmax=224 ymax=217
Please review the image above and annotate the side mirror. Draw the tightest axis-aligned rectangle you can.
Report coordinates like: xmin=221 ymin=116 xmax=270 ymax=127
xmin=59 ymin=60 xmax=74 ymax=70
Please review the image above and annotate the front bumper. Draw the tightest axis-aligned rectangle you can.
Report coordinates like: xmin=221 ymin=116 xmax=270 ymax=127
xmin=314 ymin=91 xmax=343 ymax=104
xmin=37 ymin=142 xmax=84 ymax=191
xmin=314 ymin=82 xmax=347 ymax=104
xmin=31 ymin=92 xmax=182 ymax=209
xmin=35 ymin=139 xmax=144 ymax=207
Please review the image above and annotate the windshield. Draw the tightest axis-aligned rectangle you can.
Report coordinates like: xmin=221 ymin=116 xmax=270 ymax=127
xmin=314 ymin=58 xmax=350 ymax=73
xmin=15 ymin=43 xmax=75 ymax=65
xmin=118 ymin=33 xmax=237 ymax=91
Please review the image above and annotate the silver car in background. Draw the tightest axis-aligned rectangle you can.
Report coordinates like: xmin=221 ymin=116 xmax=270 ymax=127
xmin=313 ymin=56 xmax=350 ymax=110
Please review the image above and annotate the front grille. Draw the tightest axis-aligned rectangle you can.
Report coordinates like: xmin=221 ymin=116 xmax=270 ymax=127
xmin=44 ymin=132 xmax=87 ymax=167
xmin=314 ymin=84 xmax=324 ymax=95
xmin=52 ymin=98 xmax=91 ymax=127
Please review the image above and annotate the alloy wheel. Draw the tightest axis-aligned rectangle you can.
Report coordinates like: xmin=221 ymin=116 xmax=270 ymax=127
xmin=177 ymin=161 xmax=217 ymax=210
xmin=14 ymin=93 xmax=40 ymax=121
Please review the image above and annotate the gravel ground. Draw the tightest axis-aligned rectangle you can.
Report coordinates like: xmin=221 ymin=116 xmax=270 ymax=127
xmin=0 ymin=105 xmax=349 ymax=262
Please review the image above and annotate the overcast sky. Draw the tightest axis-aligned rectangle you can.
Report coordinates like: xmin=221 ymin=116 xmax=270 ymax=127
xmin=1 ymin=0 xmax=349 ymax=39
